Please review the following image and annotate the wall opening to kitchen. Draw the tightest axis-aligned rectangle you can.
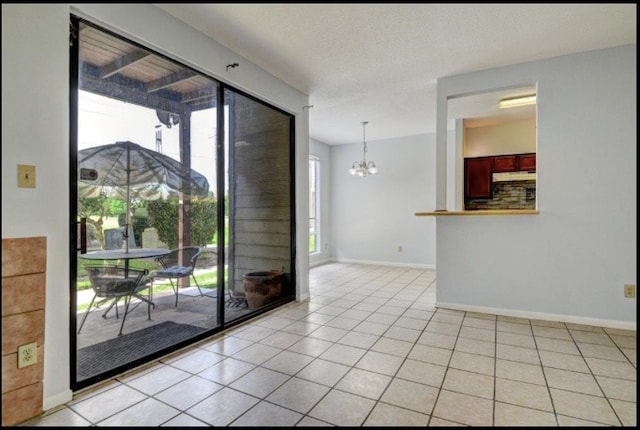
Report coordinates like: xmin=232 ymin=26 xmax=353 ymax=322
xmin=447 ymin=86 xmax=537 ymax=211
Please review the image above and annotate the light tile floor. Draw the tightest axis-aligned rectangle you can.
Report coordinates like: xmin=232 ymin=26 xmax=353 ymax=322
xmin=25 ymin=263 xmax=636 ymax=426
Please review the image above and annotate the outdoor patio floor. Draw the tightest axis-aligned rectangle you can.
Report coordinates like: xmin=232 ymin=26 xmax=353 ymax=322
xmin=76 ymin=284 xmax=252 ymax=349
xmin=74 ymin=278 xmax=259 ymax=384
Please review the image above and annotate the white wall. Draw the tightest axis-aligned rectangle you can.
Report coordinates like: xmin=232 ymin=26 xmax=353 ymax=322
xmin=309 ymin=138 xmax=332 ymax=267
xmin=464 ymin=119 xmax=536 ymax=157
xmin=2 ymin=3 xmax=310 ymax=410
xmin=434 ymin=45 xmax=636 ymax=329
xmin=331 ymin=134 xmax=436 ymax=268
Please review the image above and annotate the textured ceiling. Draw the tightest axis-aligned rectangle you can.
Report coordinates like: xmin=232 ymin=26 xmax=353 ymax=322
xmin=156 ymin=4 xmax=636 ymax=145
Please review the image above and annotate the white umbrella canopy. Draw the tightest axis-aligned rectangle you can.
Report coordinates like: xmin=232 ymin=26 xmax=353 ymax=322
xmin=78 ymin=140 xmax=210 ymax=252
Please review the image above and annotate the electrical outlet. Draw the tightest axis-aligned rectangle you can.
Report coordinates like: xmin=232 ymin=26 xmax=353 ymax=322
xmin=18 ymin=342 xmax=37 ymax=368
xmin=398 ymin=245 xmax=403 ymax=252
xmin=624 ymin=284 xmax=636 ymax=298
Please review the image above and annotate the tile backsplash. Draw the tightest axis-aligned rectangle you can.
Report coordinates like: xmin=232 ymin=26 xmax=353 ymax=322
xmin=466 ymin=180 xmax=536 ymax=210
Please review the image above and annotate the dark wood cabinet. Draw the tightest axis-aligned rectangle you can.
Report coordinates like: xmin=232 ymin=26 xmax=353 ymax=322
xmin=465 ymin=152 xmax=536 ymax=201
xmin=493 ymin=155 xmax=518 ymax=172
xmin=518 ymin=153 xmax=536 ymax=171
xmin=464 ymin=157 xmax=493 ymax=199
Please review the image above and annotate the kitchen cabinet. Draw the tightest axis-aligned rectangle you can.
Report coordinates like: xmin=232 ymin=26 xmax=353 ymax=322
xmin=465 ymin=152 xmax=537 ymax=202
xmin=494 ymin=153 xmax=536 ymax=172
xmin=493 ymin=155 xmax=518 ymax=172
xmin=464 ymin=157 xmax=493 ymax=199
xmin=518 ymin=153 xmax=536 ymax=171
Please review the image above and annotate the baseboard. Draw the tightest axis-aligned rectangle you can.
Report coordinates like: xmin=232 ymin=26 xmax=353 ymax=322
xmin=43 ymin=389 xmax=73 ymax=412
xmin=297 ymin=292 xmax=311 ymax=302
xmin=333 ymin=257 xmax=435 ymax=270
xmin=309 ymin=257 xmax=332 ymax=268
xmin=436 ymin=301 xmax=636 ymax=331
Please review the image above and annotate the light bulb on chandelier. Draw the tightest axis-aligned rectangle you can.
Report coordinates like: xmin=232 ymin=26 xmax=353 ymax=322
xmin=348 ymin=121 xmax=378 ymax=177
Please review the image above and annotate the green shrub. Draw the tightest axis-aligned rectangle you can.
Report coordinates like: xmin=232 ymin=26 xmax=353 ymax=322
xmin=146 ymin=197 xmax=217 ymax=248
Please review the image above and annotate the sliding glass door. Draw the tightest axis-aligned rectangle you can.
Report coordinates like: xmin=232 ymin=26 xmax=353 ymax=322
xmin=70 ymin=16 xmax=295 ymax=391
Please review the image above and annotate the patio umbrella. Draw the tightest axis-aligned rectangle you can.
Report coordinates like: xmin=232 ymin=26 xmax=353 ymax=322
xmin=78 ymin=140 xmax=210 ymax=252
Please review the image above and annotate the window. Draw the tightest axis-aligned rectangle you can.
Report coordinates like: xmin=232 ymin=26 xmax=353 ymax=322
xmin=309 ymin=155 xmax=320 ymax=254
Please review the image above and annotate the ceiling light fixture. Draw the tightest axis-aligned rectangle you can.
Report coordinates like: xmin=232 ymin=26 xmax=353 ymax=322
xmin=498 ymin=94 xmax=537 ymax=109
xmin=348 ymin=121 xmax=378 ymax=177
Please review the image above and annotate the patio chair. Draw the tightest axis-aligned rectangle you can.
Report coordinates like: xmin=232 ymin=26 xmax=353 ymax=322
xmin=227 ymin=289 xmax=248 ymax=308
xmin=152 ymin=246 xmax=203 ymax=307
xmin=78 ymin=265 xmax=153 ymax=336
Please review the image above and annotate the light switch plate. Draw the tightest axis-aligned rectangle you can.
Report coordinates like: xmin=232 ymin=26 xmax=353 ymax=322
xmin=18 ymin=164 xmax=36 ymax=188
xmin=624 ymin=284 xmax=636 ymax=298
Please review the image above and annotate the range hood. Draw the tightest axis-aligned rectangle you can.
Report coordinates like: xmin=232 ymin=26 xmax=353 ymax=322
xmin=493 ymin=171 xmax=537 ymax=182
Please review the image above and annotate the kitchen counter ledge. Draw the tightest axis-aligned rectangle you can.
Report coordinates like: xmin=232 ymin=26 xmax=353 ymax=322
xmin=415 ymin=209 xmax=539 ymax=216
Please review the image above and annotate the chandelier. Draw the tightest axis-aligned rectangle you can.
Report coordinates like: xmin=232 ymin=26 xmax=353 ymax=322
xmin=348 ymin=121 xmax=379 ymax=177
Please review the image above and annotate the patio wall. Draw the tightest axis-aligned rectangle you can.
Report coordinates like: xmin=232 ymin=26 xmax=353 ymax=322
xmin=1 ymin=237 xmax=46 ymax=426
xmin=230 ymin=95 xmax=293 ymax=296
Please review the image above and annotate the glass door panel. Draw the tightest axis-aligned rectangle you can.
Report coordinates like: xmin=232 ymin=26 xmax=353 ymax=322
xmin=72 ymin=19 xmax=221 ymax=389
xmin=223 ymin=88 xmax=295 ymax=323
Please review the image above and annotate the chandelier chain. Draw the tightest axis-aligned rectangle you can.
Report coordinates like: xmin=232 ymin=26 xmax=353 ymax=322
xmin=362 ymin=120 xmax=368 ymax=158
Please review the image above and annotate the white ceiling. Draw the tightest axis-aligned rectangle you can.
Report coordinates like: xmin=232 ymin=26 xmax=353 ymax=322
xmin=155 ymin=4 xmax=636 ymax=145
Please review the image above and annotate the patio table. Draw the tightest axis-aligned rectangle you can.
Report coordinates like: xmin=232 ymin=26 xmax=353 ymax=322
xmin=79 ymin=248 xmax=170 ymax=280
xmin=80 ymin=248 xmax=170 ymax=263
xmin=79 ymin=248 xmax=170 ymax=308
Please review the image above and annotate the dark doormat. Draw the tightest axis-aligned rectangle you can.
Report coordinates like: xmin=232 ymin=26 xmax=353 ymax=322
xmin=77 ymin=321 xmax=207 ymax=380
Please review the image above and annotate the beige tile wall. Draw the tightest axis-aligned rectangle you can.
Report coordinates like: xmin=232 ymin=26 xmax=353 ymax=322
xmin=2 ymin=237 xmax=46 ymax=426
